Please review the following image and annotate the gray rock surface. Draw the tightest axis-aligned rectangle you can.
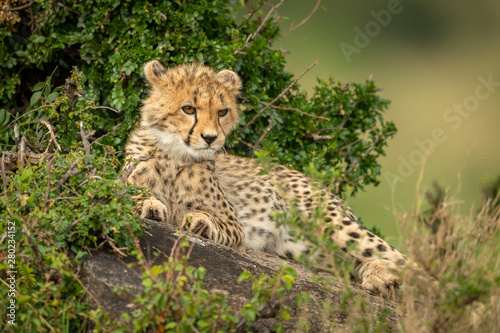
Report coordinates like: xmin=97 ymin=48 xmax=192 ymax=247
xmin=82 ymin=219 xmax=397 ymax=331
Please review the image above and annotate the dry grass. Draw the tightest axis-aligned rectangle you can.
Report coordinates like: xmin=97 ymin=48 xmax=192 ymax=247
xmin=393 ymin=187 xmax=500 ymax=332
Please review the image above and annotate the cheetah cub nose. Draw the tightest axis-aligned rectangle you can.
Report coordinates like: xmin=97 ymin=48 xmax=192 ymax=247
xmin=201 ymin=134 xmax=217 ymax=145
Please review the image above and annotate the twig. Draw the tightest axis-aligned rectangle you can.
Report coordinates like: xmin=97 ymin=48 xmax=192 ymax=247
xmin=317 ymin=119 xmax=349 ymax=132
xmin=56 ymin=2 xmax=81 ymax=16
xmin=253 ymin=120 xmax=275 ymax=149
xmin=0 ymin=0 xmax=34 ymax=11
xmin=79 ymin=122 xmax=92 ymax=156
xmin=19 ymin=136 xmax=26 ymax=164
xmin=38 ymin=120 xmax=62 ymax=152
xmin=85 ymin=106 xmax=121 ymax=113
xmin=49 ymin=196 xmax=79 ymax=201
xmin=89 ymin=123 xmax=123 ymax=147
xmin=258 ymin=101 xmax=329 ymax=120
xmin=235 ymin=0 xmax=284 ymax=54
xmin=252 ymin=0 xmax=283 ymax=40
xmin=1 ymin=152 xmax=7 ymax=196
xmin=69 ymin=270 xmax=102 ymax=307
xmin=239 ymin=1 xmax=266 ymax=28
xmin=102 ymin=232 xmax=127 ymax=257
xmin=7 ymin=104 xmax=51 ymax=127
xmin=55 ymin=158 xmax=81 ymax=194
xmin=14 ymin=124 xmax=19 ymax=146
xmin=22 ymin=227 xmax=47 ymax=275
xmin=238 ymin=59 xmax=320 ymax=135
xmin=305 ymin=133 xmax=332 ymax=141
xmin=283 ymin=0 xmax=322 ymax=35
xmin=346 ymin=132 xmax=394 ymax=174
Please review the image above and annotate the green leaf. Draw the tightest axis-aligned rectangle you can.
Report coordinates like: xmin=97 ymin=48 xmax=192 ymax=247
xmin=0 ymin=109 xmax=6 ymax=126
xmin=46 ymin=92 xmax=59 ymax=103
xmin=282 ymin=274 xmax=294 ymax=290
xmin=142 ymin=278 xmax=153 ymax=288
xmin=17 ymin=295 xmax=31 ymax=305
xmin=32 ymin=82 xmax=46 ymax=92
xmin=151 ymin=265 xmax=161 ymax=278
xmin=165 ymin=322 xmax=177 ymax=329
xmin=238 ymin=270 xmax=252 ymax=282
xmin=30 ymin=91 xmax=42 ymax=106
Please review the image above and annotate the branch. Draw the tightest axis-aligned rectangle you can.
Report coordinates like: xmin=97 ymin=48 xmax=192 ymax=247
xmin=346 ymin=131 xmax=395 ymax=174
xmin=317 ymin=118 xmax=349 ymax=132
xmin=239 ymin=1 xmax=266 ymax=28
xmin=259 ymin=101 xmax=329 ymax=120
xmin=22 ymin=227 xmax=47 ymax=275
xmin=56 ymin=2 xmax=81 ymax=16
xmin=238 ymin=59 xmax=319 ymax=135
xmin=304 ymin=133 xmax=332 ymax=141
xmin=0 ymin=151 xmax=53 ymax=173
xmin=283 ymin=0 xmax=322 ymax=35
xmin=38 ymin=120 xmax=62 ymax=152
xmin=255 ymin=120 xmax=275 ymax=147
xmin=235 ymin=0 xmax=284 ymax=54
xmin=7 ymin=104 xmax=52 ymax=127
xmin=55 ymin=158 xmax=82 ymax=194
xmin=85 ymin=105 xmax=121 ymax=113
xmin=19 ymin=136 xmax=26 ymax=165
xmin=79 ymin=122 xmax=92 ymax=156
xmin=14 ymin=125 xmax=19 ymax=146
xmin=0 ymin=0 xmax=34 ymax=11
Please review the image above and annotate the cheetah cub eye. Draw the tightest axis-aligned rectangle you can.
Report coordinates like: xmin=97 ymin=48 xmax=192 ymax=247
xmin=181 ymin=105 xmax=196 ymax=115
xmin=218 ymin=109 xmax=229 ymax=117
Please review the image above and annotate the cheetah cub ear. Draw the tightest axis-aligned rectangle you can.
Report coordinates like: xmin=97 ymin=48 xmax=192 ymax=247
xmin=216 ymin=69 xmax=241 ymax=94
xmin=144 ymin=60 xmax=168 ymax=86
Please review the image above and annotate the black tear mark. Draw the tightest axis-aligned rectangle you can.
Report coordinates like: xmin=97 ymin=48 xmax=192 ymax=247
xmin=185 ymin=111 xmax=198 ymax=146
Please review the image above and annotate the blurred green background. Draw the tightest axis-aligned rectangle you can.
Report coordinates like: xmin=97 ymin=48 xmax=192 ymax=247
xmin=274 ymin=0 xmax=500 ymax=247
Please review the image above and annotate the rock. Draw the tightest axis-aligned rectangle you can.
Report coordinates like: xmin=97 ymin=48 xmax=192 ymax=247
xmin=82 ymin=219 xmax=397 ymax=331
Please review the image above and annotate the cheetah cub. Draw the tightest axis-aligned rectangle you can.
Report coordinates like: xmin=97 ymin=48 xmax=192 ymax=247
xmin=124 ymin=60 xmax=409 ymax=297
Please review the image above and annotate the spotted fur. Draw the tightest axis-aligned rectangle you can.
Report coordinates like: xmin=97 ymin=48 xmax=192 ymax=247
xmin=124 ymin=60 xmax=409 ymax=297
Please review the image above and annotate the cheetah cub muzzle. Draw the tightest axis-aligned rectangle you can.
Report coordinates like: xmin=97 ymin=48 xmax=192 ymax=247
xmin=124 ymin=60 xmax=410 ymax=298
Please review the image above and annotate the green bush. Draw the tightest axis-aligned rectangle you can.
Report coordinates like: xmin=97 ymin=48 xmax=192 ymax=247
xmin=1 ymin=0 xmax=395 ymax=195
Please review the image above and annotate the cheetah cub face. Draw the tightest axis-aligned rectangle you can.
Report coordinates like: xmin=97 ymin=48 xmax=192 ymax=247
xmin=141 ymin=60 xmax=241 ymax=162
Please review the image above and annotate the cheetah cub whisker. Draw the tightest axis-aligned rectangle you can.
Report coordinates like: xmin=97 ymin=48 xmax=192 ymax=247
xmin=124 ymin=60 xmax=410 ymax=298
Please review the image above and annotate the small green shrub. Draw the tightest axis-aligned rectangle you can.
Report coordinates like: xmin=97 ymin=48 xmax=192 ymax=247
xmin=0 ymin=71 xmax=142 ymax=331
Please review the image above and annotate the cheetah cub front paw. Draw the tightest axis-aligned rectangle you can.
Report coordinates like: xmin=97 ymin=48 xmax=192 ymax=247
xmin=357 ymin=259 xmax=400 ymax=298
xmin=137 ymin=198 xmax=169 ymax=222
xmin=180 ymin=211 xmax=217 ymax=241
